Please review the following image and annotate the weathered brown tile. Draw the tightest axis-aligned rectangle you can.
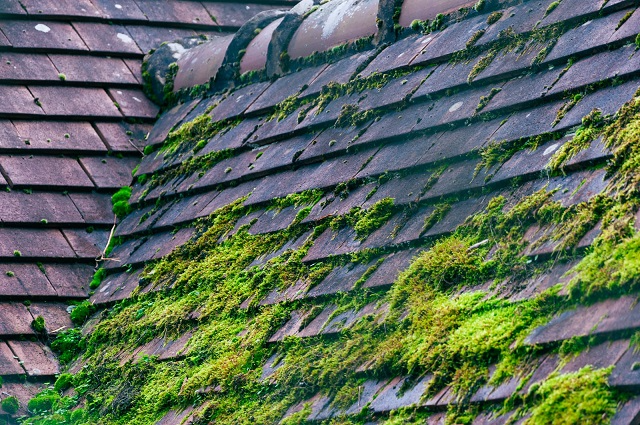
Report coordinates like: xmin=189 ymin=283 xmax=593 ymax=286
xmin=0 ymin=303 xmax=33 ymax=335
xmin=43 ymin=263 xmax=93 ymax=298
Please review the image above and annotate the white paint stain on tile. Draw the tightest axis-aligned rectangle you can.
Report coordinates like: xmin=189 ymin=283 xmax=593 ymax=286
xmin=35 ymin=24 xmax=50 ymax=33
xmin=543 ymin=143 xmax=559 ymax=156
xmin=114 ymin=4 xmax=123 ymax=9
xmin=117 ymin=33 xmax=134 ymax=44
xmin=167 ymin=42 xmax=187 ymax=60
xmin=449 ymin=101 xmax=464 ymax=112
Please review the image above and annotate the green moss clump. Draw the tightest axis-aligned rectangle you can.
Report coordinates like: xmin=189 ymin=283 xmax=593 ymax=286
xmin=31 ymin=315 xmax=46 ymax=333
xmin=1 ymin=396 xmax=19 ymax=414
xmin=54 ymin=373 xmax=74 ymax=393
xmin=111 ymin=186 xmax=132 ymax=219
xmin=486 ymin=11 xmax=503 ymax=25
xmin=27 ymin=391 xmax=60 ymax=415
xmin=51 ymin=329 xmax=85 ymax=364
xmin=544 ymin=1 xmax=560 ymax=17
xmin=548 ymin=108 xmax=604 ymax=171
xmin=352 ymin=198 xmax=395 ymax=240
xmin=90 ymin=268 xmax=107 ymax=290
xmin=70 ymin=300 xmax=95 ymax=325
xmin=524 ymin=366 xmax=616 ymax=424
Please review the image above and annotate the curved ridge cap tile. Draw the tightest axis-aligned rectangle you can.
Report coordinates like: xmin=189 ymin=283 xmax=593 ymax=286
xmin=172 ymin=35 xmax=235 ymax=92
xmin=287 ymin=0 xmax=380 ymax=60
xmin=399 ymin=0 xmax=478 ymax=27
xmin=241 ymin=17 xmax=286 ymax=74
xmin=221 ymin=10 xmax=290 ymax=79
xmin=143 ymin=36 xmax=213 ymax=105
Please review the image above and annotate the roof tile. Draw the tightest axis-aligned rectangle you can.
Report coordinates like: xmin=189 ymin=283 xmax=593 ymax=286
xmin=0 ymin=20 xmax=87 ymax=50
xmin=11 ymin=120 xmax=107 ymax=153
xmin=109 ymin=88 xmax=160 ymax=119
xmin=0 ymin=53 xmax=59 ymax=82
xmin=29 ymin=86 xmax=121 ymax=118
xmin=49 ymin=54 xmax=138 ymax=85
xmin=80 ymin=156 xmax=138 ymax=189
xmin=0 ymin=86 xmax=43 ymax=116
xmin=73 ymin=22 xmax=142 ymax=54
xmin=0 ymin=228 xmax=76 ymax=259
xmin=0 ymin=155 xmax=94 ymax=188
xmin=7 ymin=340 xmax=59 ymax=376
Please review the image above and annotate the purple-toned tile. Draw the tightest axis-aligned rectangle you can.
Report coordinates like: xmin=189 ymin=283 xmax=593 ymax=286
xmin=0 ymin=155 xmax=94 ymax=188
xmin=360 ymin=34 xmax=436 ymax=77
xmin=0 ymin=53 xmax=58 ymax=81
xmin=11 ymin=120 xmax=107 ymax=153
xmin=63 ymin=228 xmax=109 ymax=258
xmin=209 ymin=82 xmax=271 ymax=122
xmin=173 ymin=36 xmax=234 ymax=91
xmin=68 ymin=192 xmax=115 ymax=224
xmin=0 ymin=228 xmax=75 ymax=259
xmin=135 ymin=0 xmax=216 ymax=25
xmin=29 ymin=86 xmax=121 ymax=118
xmin=247 ymin=65 xmax=327 ymax=114
xmin=94 ymin=121 xmax=150 ymax=153
xmin=0 ymin=86 xmax=43 ymax=116
xmin=80 ymin=156 xmax=137 ymax=189
xmin=49 ymin=54 xmax=137 ymax=84
xmin=44 ymin=263 xmax=93 ymax=298
xmin=303 ymin=51 xmax=374 ymax=95
xmin=0 ymin=190 xmax=84 ymax=224
xmin=109 ymin=88 xmax=159 ymax=119
xmin=0 ymin=263 xmax=56 ymax=297
xmin=90 ymin=0 xmax=146 ymax=19
xmin=73 ymin=22 xmax=141 ymax=54
xmin=203 ymin=2 xmax=283 ymax=28
xmin=0 ymin=20 xmax=87 ymax=50
xmin=19 ymin=0 xmax=101 ymax=17
xmin=125 ymin=25 xmax=196 ymax=53
xmin=8 ymin=340 xmax=59 ymax=376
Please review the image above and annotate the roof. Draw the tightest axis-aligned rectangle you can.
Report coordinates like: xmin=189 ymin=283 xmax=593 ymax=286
xmin=3 ymin=0 xmax=640 ymax=424
xmin=0 ymin=0 xmax=288 ymax=421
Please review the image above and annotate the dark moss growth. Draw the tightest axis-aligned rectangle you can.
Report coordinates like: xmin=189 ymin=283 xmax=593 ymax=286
xmin=486 ymin=11 xmax=503 ymax=25
xmin=51 ymin=329 xmax=85 ymax=364
xmin=31 ymin=315 xmax=46 ymax=333
xmin=70 ymin=300 xmax=96 ymax=325
xmin=1 ymin=396 xmax=19 ymax=415
xmin=27 ymin=391 xmax=59 ymax=415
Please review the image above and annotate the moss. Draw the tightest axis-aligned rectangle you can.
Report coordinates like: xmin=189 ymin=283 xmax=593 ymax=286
xmin=112 ymin=186 xmax=132 ymax=219
xmin=70 ymin=300 xmax=96 ymax=325
xmin=27 ymin=391 xmax=60 ymax=415
xmin=54 ymin=373 xmax=74 ymax=393
xmin=467 ymin=30 xmax=486 ymax=48
xmin=486 ymin=11 xmax=503 ymax=25
xmin=475 ymin=87 xmax=501 ymax=113
xmin=90 ymin=268 xmax=107 ymax=290
xmin=31 ymin=315 xmax=46 ymax=333
xmin=547 ymin=108 xmax=605 ymax=172
xmin=544 ymin=1 xmax=560 ymax=18
xmin=523 ymin=366 xmax=617 ymax=425
xmin=421 ymin=203 xmax=451 ymax=233
xmin=636 ymin=33 xmax=640 ymax=49
xmin=1 ymin=396 xmax=19 ymax=415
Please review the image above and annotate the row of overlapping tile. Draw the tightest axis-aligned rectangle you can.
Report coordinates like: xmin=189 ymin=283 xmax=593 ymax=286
xmin=0 ymin=0 xmax=294 ymax=420
xmin=84 ymin=0 xmax=640 ymax=422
